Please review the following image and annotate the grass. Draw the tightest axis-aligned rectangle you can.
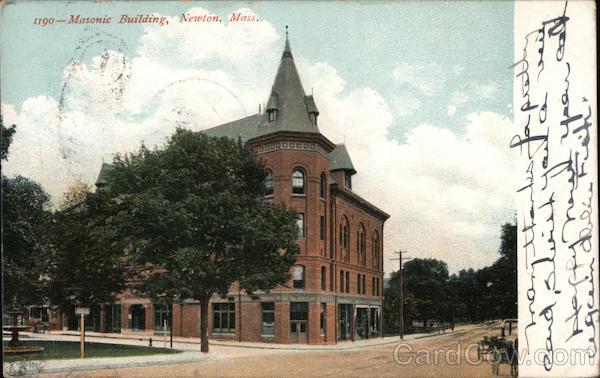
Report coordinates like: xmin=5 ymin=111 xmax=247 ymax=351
xmin=3 ymin=340 xmax=181 ymax=362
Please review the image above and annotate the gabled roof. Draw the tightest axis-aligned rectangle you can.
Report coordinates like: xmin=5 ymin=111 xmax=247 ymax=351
xmin=95 ymin=162 xmax=114 ymax=187
xmin=329 ymin=144 xmax=356 ymax=174
xmin=203 ymin=35 xmax=319 ymax=141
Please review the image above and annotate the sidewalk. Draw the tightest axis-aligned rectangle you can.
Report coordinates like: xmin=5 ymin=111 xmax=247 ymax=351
xmin=3 ymin=326 xmax=470 ymax=376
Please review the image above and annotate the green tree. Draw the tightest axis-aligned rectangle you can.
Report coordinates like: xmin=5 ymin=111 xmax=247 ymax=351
xmin=480 ymin=223 xmax=517 ymax=320
xmin=384 ymin=258 xmax=449 ymax=334
xmin=1 ymin=117 xmax=16 ymax=161
xmin=104 ymin=129 xmax=299 ymax=352
xmin=47 ymin=184 xmax=127 ymax=313
xmin=2 ymin=176 xmax=53 ymax=310
xmin=403 ymin=258 xmax=449 ymax=330
xmin=383 ymin=271 xmax=417 ymax=334
xmin=2 ymin=118 xmax=53 ymax=310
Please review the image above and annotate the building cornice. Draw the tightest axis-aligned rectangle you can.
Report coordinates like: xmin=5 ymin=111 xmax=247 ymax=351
xmin=248 ymin=131 xmax=336 ymax=154
xmin=331 ymin=183 xmax=391 ymax=221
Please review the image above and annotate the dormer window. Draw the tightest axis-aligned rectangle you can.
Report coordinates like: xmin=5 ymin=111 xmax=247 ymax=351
xmin=344 ymin=172 xmax=352 ymax=189
xmin=268 ymin=110 xmax=277 ymax=122
xmin=304 ymin=95 xmax=319 ymax=127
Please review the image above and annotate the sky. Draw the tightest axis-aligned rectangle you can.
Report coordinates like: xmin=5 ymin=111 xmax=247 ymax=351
xmin=1 ymin=1 xmax=516 ymax=274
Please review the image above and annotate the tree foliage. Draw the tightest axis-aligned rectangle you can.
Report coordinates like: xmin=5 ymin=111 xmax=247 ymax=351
xmin=2 ymin=118 xmax=53 ymax=310
xmin=48 ymin=185 xmax=127 ymax=312
xmin=2 ymin=176 xmax=53 ymax=309
xmin=384 ymin=222 xmax=517 ymax=333
xmin=102 ymin=129 xmax=299 ymax=352
xmin=1 ymin=117 xmax=16 ymax=161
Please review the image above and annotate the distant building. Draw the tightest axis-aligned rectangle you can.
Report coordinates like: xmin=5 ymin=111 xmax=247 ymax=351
xmin=57 ymin=35 xmax=389 ymax=344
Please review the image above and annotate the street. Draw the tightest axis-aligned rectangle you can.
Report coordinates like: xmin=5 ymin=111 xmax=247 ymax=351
xmin=36 ymin=322 xmax=516 ymax=377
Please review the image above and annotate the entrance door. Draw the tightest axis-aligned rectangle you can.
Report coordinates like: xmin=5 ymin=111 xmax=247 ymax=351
xmin=290 ymin=302 xmax=308 ymax=343
xmin=356 ymin=308 xmax=368 ymax=340
xmin=103 ymin=304 xmax=121 ymax=333
xmin=129 ymin=305 xmax=145 ymax=331
xmin=338 ymin=304 xmax=353 ymax=340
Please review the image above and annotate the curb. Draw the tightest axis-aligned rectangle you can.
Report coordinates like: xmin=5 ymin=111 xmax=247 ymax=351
xmin=3 ymin=352 xmax=212 ymax=377
xmin=4 ymin=327 xmax=476 ymax=376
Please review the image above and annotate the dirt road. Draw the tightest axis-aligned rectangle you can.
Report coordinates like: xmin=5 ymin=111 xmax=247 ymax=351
xmin=38 ymin=323 xmax=516 ymax=377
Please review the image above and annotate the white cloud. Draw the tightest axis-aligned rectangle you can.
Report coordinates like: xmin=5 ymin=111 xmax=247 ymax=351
xmin=393 ymin=93 xmax=422 ymax=117
xmin=2 ymin=7 xmax=515 ymax=274
xmin=473 ymin=82 xmax=498 ymax=99
xmin=391 ymin=63 xmax=446 ymax=96
xmin=446 ymin=81 xmax=498 ymax=115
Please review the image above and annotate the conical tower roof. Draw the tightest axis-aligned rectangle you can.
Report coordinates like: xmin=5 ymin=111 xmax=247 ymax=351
xmin=266 ymin=32 xmax=319 ymax=133
xmin=203 ymin=29 xmax=325 ymax=143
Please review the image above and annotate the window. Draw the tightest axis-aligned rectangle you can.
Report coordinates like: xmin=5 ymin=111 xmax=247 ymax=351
xmin=213 ymin=303 xmax=235 ymax=333
xmin=292 ymin=169 xmax=305 ymax=194
xmin=295 ymin=213 xmax=305 ymax=239
xmin=320 ymin=216 xmax=325 ymax=240
xmin=154 ymin=303 xmax=172 ymax=333
xmin=362 ymin=275 xmax=366 ymax=295
xmin=290 ymin=302 xmax=308 ymax=334
xmin=320 ymin=303 xmax=327 ymax=334
xmin=268 ymin=110 xmax=277 ymax=122
xmin=357 ymin=224 xmax=366 ymax=267
xmin=130 ymin=304 xmax=145 ymax=331
xmin=377 ymin=278 xmax=380 ymax=296
xmin=261 ymin=302 xmax=275 ymax=335
xmin=264 ymin=170 xmax=273 ymax=196
xmin=357 ymin=273 xmax=361 ymax=294
xmin=344 ymin=172 xmax=352 ymax=189
xmin=321 ymin=266 xmax=327 ymax=291
xmin=293 ymin=265 xmax=305 ymax=289
xmin=340 ymin=216 xmax=350 ymax=262
xmin=340 ymin=270 xmax=344 ymax=293
xmin=320 ymin=173 xmax=327 ymax=198
xmin=372 ymin=233 xmax=379 ymax=269
xmin=372 ymin=277 xmax=376 ymax=296
xmin=330 ymin=264 xmax=334 ymax=291
xmin=345 ymin=271 xmax=350 ymax=293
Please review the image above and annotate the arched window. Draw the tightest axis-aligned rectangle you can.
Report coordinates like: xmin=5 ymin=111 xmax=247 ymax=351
xmin=372 ymin=232 xmax=380 ymax=269
xmin=357 ymin=224 xmax=366 ymax=266
xmin=292 ymin=169 xmax=305 ymax=194
xmin=321 ymin=266 xmax=327 ymax=291
xmin=320 ymin=173 xmax=327 ymax=198
xmin=293 ymin=265 xmax=305 ymax=289
xmin=340 ymin=216 xmax=350 ymax=262
xmin=264 ymin=170 xmax=273 ymax=196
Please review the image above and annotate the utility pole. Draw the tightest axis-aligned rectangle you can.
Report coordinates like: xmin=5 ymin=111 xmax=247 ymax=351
xmin=390 ymin=251 xmax=411 ymax=339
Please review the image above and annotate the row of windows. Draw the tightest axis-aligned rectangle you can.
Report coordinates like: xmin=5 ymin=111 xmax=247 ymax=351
xmin=212 ymin=302 xmax=326 ymax=335
xmin=339 ymin=217 xmax=381 ymax=269
xmin=294 ymin=265 xmax=380 ymax=296
xmin=294 ymin=213 xmax=326 ymax=242
xmin=264 ymin=169 xmax=328 ymax=198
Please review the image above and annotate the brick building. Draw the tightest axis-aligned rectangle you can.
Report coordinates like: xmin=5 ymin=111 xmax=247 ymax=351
xmin=50 ymin=36 xmax=389 ymax=344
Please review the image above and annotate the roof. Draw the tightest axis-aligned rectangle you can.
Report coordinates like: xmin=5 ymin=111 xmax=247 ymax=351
xmin=95 ymin=162 xmax=114 ymax=186
xmin=331 ymin=182 xmax=390 ymax=220
xmin=329 ymin=144 xmax=356 ymax=174
xmin=203 ymin=35 xmax=319 ymax=141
